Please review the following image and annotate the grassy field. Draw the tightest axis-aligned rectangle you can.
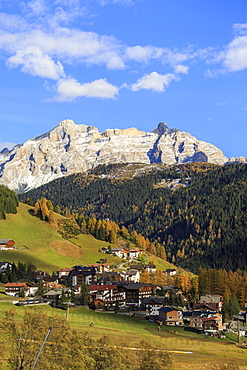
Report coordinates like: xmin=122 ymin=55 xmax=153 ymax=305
xmin=0 ymin=302 xmax=246 ymax=370
xmin=0 ymin=203 xmax=174 ymax=273
xmin=0 ymin=203 xmax=124 ymax=272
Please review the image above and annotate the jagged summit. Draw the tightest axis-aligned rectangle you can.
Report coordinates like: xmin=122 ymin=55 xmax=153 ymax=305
xmin=0 ymin=119 xmax=228 ymax=193
xmin=152 ymin=122 xmax=174 ymax=135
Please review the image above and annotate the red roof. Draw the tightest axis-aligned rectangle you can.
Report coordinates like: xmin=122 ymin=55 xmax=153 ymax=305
xmin=57 ymin=268 xmax=73 ymax=272
xmin=4 ymin=282 xmax=27 ymax=287
xmin=94 ymin=298 xmax=104 ymax=302
xmin=202 ymin=316 xmax=219 ymax=322
xmin=89 ymin=284 xmax=117 ymax=291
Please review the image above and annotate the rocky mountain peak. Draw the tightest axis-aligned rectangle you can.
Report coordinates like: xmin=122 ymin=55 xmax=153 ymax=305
xmin=59 ymin=119 xmax=76 ymax=127
xmin=152 ymin=122 xmax=169 ymax=135
xmin=0 ymin=147 xmax=10 ymax=156
xmin=0 ymin=119 xmax=228 ymax=193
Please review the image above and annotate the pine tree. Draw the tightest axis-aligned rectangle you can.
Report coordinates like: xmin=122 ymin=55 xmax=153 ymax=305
xmin=228 ymin=295 xmax=240 ymax=319
xmin=60 ymin=289 xmax=67 ymax=308
xmin=19 ymin=287 xmax=25 ymax=298
xmin=80 ymin=283 xmax=90 ymax=306
xmin=37 ymin=280 xmax=45 ymax=297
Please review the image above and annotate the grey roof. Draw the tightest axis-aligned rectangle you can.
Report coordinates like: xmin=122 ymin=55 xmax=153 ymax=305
xmin=142 ymin=296 xmax=166 ymax=305
xmin=129 ymin=264 xmax=144 ymax=270
xmin=101 ymin=271 xmax=120 ymax=276
xmin=44 ymin=291 xmax=61 ymax=297
xmin=69 ymin=266 xmax=96 ymax=277
xmin=127 ymin=269 xmax=139 ymax=276
xmin=0 ymin=239 xmax=13 ymax=244
xmin=123 ymin=283 xmax=152 ymax=290
xmin=200 ymin=294 xmax=223 ymax=303
xmin=43 ymin=288 xmax=70 ymax=297
xmin=165 ymin=269 xmax=176 ymax=272
xmin=159 ymin=306 xmax=179 ymax=313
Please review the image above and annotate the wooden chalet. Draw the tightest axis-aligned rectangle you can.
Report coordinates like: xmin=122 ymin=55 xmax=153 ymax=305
xmin=159 ymin=306 xmax=183 ymax=326
xmin=0 ymin=239 xmax=15 ymax=250
xmin=4 ymin=282 xmax=28 ymax=297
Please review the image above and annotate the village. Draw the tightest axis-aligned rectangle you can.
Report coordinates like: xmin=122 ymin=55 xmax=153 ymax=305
xmin=1 ymin=239 xmax=247 ymax=339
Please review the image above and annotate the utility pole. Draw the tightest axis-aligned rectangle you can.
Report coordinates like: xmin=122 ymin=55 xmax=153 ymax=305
xmin=66 ymin=305 xmax=70 ymax=321
xmin=64 ymin=302 xmax=75 ymax=321
xmin=237 ymin=319 xmax=241 ymax=345
xmin=31 ymin=327 xmax=52 ymax=370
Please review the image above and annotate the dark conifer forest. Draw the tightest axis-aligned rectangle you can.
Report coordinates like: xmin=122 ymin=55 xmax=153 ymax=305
xmin=0 ymin=185 xmax=19 ymax=219
xmin=19 ymin=163 xmax=247 ymax=273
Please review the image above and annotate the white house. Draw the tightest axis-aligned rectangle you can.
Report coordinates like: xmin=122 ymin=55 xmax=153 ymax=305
xmin=4 ymin=282 xmax=28 ymax=297
xmin=142 ymin=296 xmax=167 ymax=316
xmin=112 ymin=248 xmax=128 ymax=259
xmin=125 ymin=269 xmax=141 ymax=283
xmin=128 ymin=249 xmax=141 ymax=259
xmin=57 ymin=268 xmax=73 ymax=279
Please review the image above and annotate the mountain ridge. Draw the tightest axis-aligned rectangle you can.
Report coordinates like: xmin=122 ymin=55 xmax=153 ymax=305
xmin=0 ymin=119 xmax=228 ymax=193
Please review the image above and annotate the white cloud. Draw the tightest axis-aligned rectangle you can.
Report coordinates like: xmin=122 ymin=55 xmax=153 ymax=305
xmin=0 ymin=1 xmax=225 ymax=101
xmin=106 ymin=55 xmax=125 ymax=69
xmin=0 ymin=12 xmax=27 ymax=31
xmin=233 ymin=23 xmax=247 ymax=36
xmin=206 ymin=23 xmax=247 ymax=75
xmin=97 ymin=0 xmax=134 ymax=5
xmin=55 ymin=77 xmax=119 ymax=101
xmin=126 ymin=45 xmax=194 ymax=72
xmin=130 ymin=71 xmax=179 ymax=92
xmin=223 ymin=35 xmax=247 ymax=72
xmin=218 ymin=101 xmax=229 ymax=106
xmin=26 ymin=0 xmax=47 ymax=16
xmin=125 ymin=45 xmax=163 ymax=63
xmin=7 ymin=46 xmax=65 ymax=80
xmin=162 ymin=48 xmax=190 ymax=65
xmin=0 ymin=28 xmax=125 ymax=70
xmin=173 ymin=64 xmax=189 ymax=74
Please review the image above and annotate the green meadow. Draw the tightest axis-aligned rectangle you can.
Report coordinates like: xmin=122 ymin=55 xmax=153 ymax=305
xmin=0 ymin=203 xmax=122 ymax=271
xmin=0 ymin=301 xmax=246 ymax=370
xmin=0 ymin=202 xmax=173 ymax=272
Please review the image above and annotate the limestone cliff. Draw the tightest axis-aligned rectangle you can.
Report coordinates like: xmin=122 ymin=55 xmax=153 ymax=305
xmin=0 ymin=120 xmax=228 ymax=193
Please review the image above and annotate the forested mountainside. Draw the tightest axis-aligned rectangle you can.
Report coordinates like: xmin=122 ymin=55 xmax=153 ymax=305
xmin=0 ymin=185 xmax=19 ymax=219
xmin=19 ymin=163 xmax=247 ymax=273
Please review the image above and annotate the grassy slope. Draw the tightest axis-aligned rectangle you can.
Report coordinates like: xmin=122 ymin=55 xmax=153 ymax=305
xmin=0 ymin=203 xmax=121 ymax=272
xmin=0 ymin=303 xmax=246 ymax=370
xmin=0 ymin=203 xmax=174 ymax=273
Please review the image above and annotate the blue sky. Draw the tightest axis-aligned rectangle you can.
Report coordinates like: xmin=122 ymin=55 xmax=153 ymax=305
xmin=0 ymin=0 xmax=247 ymax=159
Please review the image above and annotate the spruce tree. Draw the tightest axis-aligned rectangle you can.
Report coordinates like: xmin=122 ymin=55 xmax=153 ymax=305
xmin=228 ymin=295 xmax=240 ymax=319
xmin=80 ymin=283 xmax=90 ymax=306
